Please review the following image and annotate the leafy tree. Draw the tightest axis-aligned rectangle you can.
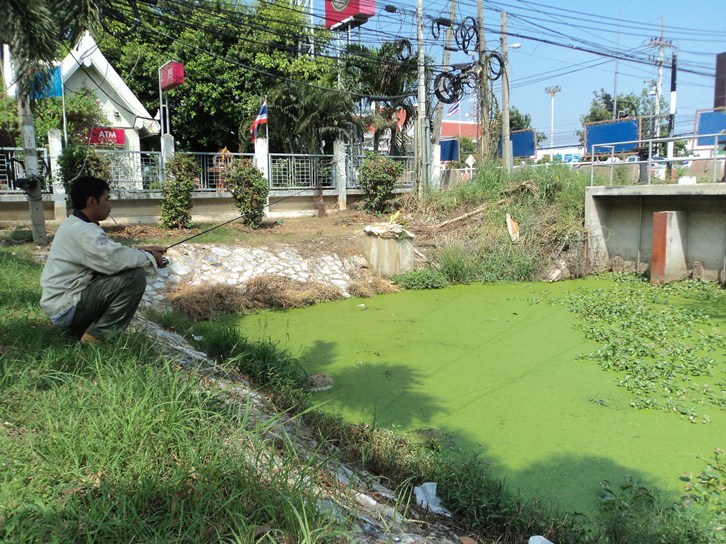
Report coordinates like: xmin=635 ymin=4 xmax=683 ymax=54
xmin=268 ymin=85 xmax=358 ymax=154
xmin=31 ymin=87 xmax=106 ymax=147
xmin=0 ymin=76 xmax=19 ymax=147
xmin=98 ymin=0 xmax=337 ymax=152
xmin=460 ymin=137 xmax=477 ymax=157
xmin=0 ymin=0 xmax=101 ymax=99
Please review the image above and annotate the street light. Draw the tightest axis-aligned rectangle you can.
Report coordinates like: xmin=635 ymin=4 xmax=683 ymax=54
xmin=545 ymin=85 xmax=561 ymax=160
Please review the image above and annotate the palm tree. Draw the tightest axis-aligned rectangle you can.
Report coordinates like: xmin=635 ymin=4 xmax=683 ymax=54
xmin=266 ymin=84 xmax=360 ymax=155
xmin=1 ymin=0 xmax=107 ymax=99
xmin=342 ymin=42 xmax=417 ymax=156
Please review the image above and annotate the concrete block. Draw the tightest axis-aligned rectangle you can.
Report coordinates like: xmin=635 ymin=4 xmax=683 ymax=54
xmin=358 ymin=234 xmax=414 ymax=279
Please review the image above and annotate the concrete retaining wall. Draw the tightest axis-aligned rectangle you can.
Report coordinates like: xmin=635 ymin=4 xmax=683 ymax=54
xmin=585 ymin=184 xmax=726 ymax=282
xmin=0 ymin=190 xmax=369 ymax=225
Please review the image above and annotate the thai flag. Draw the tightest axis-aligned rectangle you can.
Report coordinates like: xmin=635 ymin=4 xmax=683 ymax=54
xmin=250 ymin=99 xmax=268 ymax=142
xmin=446 ymin=100 xmax=460 ymax=116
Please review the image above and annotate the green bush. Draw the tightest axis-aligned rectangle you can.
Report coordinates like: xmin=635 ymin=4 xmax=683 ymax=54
xmin=358 ymin=152 xmax=403 ymax=214
xmin=159 ymin=154 xmax=197 ymax=229
xmin=57 ymin=143 xmax=112 ymax=208
xmin=221 ymin=159 xmax=269 ymax=228
xmin=392 ymin=268 xmax=449 ymax=290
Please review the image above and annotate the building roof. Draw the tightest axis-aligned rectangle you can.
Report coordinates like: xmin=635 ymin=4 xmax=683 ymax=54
xmin=440 ymin=120 xmax=480 ymax=139
xmin=3 ymin=33 xmax=159 ymax=137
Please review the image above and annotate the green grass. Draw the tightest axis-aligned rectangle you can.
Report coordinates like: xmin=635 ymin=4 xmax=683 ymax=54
xmin=0 ymin=245 xmax=350 ymax=543
xmin=2 ymin=236 xmax=724 ymax=543
xmin=416 ymin=164 xmax=591 ymax=284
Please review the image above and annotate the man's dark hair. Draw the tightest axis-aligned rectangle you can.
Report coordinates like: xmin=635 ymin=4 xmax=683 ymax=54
xmin=70 ymin=176 xmax=110 ymax=210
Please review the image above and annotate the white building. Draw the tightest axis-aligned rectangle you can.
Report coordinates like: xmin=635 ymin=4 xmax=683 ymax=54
xmin=3 ymin=32 xmax=159 ymax=152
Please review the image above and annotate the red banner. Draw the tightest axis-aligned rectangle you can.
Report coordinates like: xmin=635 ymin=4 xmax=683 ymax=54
xmin=89 ymin=127 xmax=126 ymax=146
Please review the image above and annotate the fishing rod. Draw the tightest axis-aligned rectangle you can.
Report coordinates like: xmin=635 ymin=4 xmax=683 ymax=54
xmin=158 ymin=186 xmax=318 ymax=265
xmin=165 ymin=213 xmax=246 ymax=250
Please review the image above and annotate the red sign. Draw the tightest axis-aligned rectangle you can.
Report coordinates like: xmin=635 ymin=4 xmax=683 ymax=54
xmin=325 ymin=0 xmax=375 ymax=30
xmin=89 ymin=127 xmax=126 ymax=146
xmin=159 ymin=61 xmax=185 ymax=91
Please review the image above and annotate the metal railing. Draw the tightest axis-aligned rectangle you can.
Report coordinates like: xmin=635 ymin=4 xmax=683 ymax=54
xmin=96 ymin=150 xmax=162 ymax=191
xmin=178 ymin=151 xmax=254 ymax=191
xmin=269 ymin=154 xmax=335 ymax=190
xmin=345 ymin=154 xmax=415 ymax=189
xmin=589 ymin=133 xmax=725 ymax=186
xmin=0 ymin=147 xmax=52 ymax=193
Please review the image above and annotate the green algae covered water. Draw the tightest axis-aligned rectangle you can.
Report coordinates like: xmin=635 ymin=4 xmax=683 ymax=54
xmin=234 ymin=278 xmax=725 ymax=514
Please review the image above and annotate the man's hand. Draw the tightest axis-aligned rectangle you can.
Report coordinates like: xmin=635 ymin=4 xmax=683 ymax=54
xmin=139 ymin=245 xmax=167 ymax=268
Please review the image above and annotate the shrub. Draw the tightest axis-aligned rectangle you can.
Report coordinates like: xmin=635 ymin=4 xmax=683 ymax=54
xmin=358 ymin=152 xmax=403 ymax=214
xmin=221 ymin=159 xmax=269 ymax=228
xmin=57 ymin=143 xmax=112 ymax=209
xmin=392 ymin=268 xmax=449 ymax=290
xmin=159 ymin=154 xmax=197 ymax=229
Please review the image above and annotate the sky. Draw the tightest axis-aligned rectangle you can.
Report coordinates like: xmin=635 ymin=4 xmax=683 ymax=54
xmin=334 ymin=0 xmax=725 ymax=148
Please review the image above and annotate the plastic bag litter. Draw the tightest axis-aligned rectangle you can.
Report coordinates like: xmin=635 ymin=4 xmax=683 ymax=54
xmin=413 ymin=482 xmax=451 ymax=517
xmin=528 ymin=536 xmax=555 ymax=544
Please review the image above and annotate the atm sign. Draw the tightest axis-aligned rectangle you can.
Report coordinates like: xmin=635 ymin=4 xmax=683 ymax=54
xmin=89 ymin=127 xmax=126 ymax=146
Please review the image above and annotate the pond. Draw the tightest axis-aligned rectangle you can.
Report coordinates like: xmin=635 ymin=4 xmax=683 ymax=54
xmin=233 ymin=277 xmax=725 ymax=514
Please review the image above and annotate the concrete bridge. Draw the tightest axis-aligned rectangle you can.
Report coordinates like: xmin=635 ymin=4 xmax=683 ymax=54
xmin=585 ymin=183 xmax=726 ymax=283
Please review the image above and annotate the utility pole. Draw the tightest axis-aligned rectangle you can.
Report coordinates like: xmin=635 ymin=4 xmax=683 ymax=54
xmin=416 ymin=0 xmax=427 ymax=197
xmin=612 ymin=11 xmax=621 ymax=120
xmin=666 ymin=52 xmax=677 ymax=178
xmin=18 ymin=98 xmax=48 ymax=246
xmin=545 ymin=85 xmax=561 ymax=160
xmin=477 ymin=0 xmax=490 ymax=160
xmin=649 ymin=19 xmax=674 ymax=144
xmin=501 ymin=11 xmax=512 ymax=171
xmin=430 ymin=0 xmax=458 ymax=148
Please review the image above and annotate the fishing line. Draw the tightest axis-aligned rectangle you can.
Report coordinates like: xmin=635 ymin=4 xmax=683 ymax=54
xmin=163 ymin=185 xmax=320 ymax=252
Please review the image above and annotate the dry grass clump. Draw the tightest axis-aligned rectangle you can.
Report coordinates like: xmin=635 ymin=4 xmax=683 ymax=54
xmin=244 ymin=274 xmax=342 ymax=309
xmin=347 ymin=275 xmax=399 ymax=298
xmin=165 ymin=282 xmax=250 ymax=321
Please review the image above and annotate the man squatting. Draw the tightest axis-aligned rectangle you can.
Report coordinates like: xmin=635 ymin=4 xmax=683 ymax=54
xmin=40 ymin=176 xmax=166 ymax=344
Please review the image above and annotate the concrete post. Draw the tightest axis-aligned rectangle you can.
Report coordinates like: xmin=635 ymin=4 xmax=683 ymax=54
xmin=334 ymin=139 xmax=347 ymax=210
xmin=584 ymin=187 xmax=610 ymax=273
xmin=651 ymin=211 xmax=688 ymax=283
xmin=254 ymin=137 xmax=270 ymax=213
xmin=253 ymin=137 xmax=269 ymax=180
xmin=431 ymin=143 xmax=441 ymax=190
xmin=47 ymin=128 xmax=66 ymax=220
